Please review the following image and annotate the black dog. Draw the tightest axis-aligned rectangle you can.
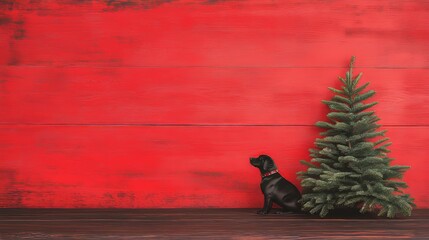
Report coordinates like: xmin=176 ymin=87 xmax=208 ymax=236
xmin=250 ymin=155 xmax=302 ymax=214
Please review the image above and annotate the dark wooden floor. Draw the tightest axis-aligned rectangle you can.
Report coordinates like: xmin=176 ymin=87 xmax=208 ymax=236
xmin=0 ymin=209 xmax=428 ymax=239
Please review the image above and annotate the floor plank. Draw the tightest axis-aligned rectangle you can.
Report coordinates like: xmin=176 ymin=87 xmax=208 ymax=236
xmin=0 ymin=209 xmax=427 ymax=239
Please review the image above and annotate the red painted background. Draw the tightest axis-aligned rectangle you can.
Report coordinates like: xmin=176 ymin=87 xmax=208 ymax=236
xmin=0 ymin=0 xmax=428 ymax=208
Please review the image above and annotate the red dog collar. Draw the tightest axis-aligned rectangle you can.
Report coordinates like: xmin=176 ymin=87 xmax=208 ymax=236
xmin=261 ymin=169 xmax=279 ymax=178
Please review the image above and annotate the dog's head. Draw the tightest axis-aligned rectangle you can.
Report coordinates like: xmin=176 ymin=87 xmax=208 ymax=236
xmin=250 ymin=155 xmax=277 ymax=173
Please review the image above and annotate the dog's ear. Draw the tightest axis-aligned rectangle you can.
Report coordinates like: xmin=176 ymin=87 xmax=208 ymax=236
xmin=262 ymin=156 xmax=275 ymax=171
xmin=262 ymin=159 xmax=268 ymax=171
xmin=262 ymin=158 xmax=271 ymax=171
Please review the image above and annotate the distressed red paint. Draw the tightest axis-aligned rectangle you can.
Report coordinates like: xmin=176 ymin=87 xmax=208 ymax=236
xmin=0 ymin=0 xmax=428 ymax=208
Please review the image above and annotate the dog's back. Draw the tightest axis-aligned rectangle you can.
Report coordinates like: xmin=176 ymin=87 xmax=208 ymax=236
xmin=262 ymin=173 xmax=301 ymax=212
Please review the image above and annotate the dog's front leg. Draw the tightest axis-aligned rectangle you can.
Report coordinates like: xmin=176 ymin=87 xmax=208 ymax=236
xmin=257 ymin=195 xmax=272 ymax=215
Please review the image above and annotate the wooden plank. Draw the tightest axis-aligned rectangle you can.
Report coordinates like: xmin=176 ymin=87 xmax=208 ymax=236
xmin=1 ymin=66 xmax=428 ymax=125
xmin=1 ymin=209 xmax=429 ymax=238
xmin=1 ymin=0 xmax=428 ymax=68
xmin=0 ymin=125 xmax=427 ymax=208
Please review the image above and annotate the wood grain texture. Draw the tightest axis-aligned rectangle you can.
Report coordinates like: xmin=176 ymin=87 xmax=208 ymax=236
xmin=0 ymin=66 xmax=428 ymax=125
xmin=0 ymin=1 xmax=429 ymax=68
xmin=0 ymin=126 xmax=427 ymax=208
xmin=0 ymin=0 xmax=428 ymax=208
xmin=1 ymin=209 xmax=429 ymax=239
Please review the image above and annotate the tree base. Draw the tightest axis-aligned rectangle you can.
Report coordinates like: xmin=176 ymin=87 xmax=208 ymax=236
xmin=323 ymin=207 xmax=378 ymax=219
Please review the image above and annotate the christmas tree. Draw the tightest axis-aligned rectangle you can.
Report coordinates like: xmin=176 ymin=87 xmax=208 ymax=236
xmin=298 ymin=57 xmax=414 ymax=218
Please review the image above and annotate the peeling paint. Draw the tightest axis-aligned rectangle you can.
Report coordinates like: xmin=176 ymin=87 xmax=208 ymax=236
xmin=0 ymin=15 xmax=12 ymax=25
xmin=103 ymin=0 xmax=175 ymax=10
xmin=203 ymin=0 xmax=238 ymax=5
xmin=7 ymin=41 xmax=20 ymax=65
xmin=13 ymin=18 xmax=26 ymax=40
xmin=13 ymin=28 xmax=26 ymax=40
xmin=0 ymin=0 xmax=14 ymax=10
xmin=0 ymin=169 xmax=24 ymax=208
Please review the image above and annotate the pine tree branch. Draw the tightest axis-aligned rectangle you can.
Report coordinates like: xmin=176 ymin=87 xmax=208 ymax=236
xmin=353 ymin=82 xmax=370 ymax=95
xmin=353 ymin=90 xmax=376 ymax=104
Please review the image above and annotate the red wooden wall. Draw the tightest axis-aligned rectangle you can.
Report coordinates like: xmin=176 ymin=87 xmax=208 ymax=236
xmin=1 ymin=0 xmax=428 ymax=208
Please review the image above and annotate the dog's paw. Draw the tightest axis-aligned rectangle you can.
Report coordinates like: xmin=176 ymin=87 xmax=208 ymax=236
xmin=256 ymin=209 xmax=269 ymax=215
xmin=275 ymin=210 xmax=291 ymax=214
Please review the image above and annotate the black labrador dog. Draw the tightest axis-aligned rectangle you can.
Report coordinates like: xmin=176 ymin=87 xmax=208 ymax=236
xmin=250 ymin=155 xmax=301 ymax=214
